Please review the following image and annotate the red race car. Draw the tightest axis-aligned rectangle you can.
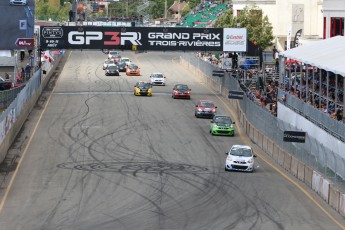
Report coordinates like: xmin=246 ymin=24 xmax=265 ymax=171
xmin=195 ymin=100 xmax=217 ymax=118
xmin=126 ymin=63 xmax=141 ymax=76
xmin=172 ymin=84 xmax=191 ymax=99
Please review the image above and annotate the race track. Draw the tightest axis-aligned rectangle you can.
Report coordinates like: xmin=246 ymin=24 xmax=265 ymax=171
xmin=0 ymin=50 xmax=344 ymax=230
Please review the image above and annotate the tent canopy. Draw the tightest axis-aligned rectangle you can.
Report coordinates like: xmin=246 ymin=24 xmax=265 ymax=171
xmin=280 ymin=36 xmax=345 ymax=78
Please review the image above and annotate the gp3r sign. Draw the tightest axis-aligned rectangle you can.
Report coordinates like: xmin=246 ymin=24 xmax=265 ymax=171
xmin=40 ymin=26 xmax=247 ymax=52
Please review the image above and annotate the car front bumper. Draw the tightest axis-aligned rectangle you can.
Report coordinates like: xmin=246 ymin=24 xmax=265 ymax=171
xmin=196 ymin=111 xmax=215 ymax=118
xmin=151 ymin=81 xmax=165 ymax=85
xmin=127 ymin=72 xmax=140 ymax=76
xmin=211 ymin=127 xmax=234 ymax=136
xmin=135 ymin=90 xmax=152 ymax=96
xmin=225 ymin=161 xmax=254 ymax=172
xmin=173 ymin=93 xmax=190 ymax=99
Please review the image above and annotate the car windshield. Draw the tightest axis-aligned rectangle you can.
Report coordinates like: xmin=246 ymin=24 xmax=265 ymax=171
xmin=214 ymin=116 xmax=232 ymax=124
xmin=109 ymin=51 xmax=118 ymax=56
xmin=108 ymin=65 xmax=118 ymax=70
xmin=200 ymin=102 xmax=214 ymax=108
xmin=113 ymin=55 xmax=121 ymax=59
xmin=105 ymin=60 xmax=113 ymax=64
xmin=129 ymin=64 xmax=138 ymax=70
xmin=230 ymin=147 xmax=252 ymax=157
xmin=152 ymin=74 xmax=163 ymax=78
xmin=122 ymin=58 xmax=129 ymax=62
xmin=176 ymin=85 xmax=188 ymax=91
xmin=138 ymin=82 xmax=151 ymax=88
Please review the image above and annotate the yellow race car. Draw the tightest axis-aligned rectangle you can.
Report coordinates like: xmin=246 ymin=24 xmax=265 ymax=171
xmin=134 ymin=81 xmax=152 ymax=96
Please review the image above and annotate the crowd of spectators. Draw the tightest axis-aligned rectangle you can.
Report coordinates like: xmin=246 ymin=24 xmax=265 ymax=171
xmin=284 ymin=67 xmax=344 ymax=121
xmin=179 ymin=1 xmax=230 ymax=28
xmin=195 ymin=52 xmax=279 ymax=116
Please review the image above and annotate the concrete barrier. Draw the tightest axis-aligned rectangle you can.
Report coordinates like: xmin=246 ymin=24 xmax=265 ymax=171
xmin=320 ymin=177 xmax=330 ymax=203
xmin=283 ymin=153 xmax=292 ymax=171
xmin=304 ymin=165 xmax=313 ymax=188
xmin=291 ymin=156 xmax=298 ymax=177
xmin=273 ymin=144 xmax=279 ymax=162
xmin=329 ymin=184 xmax=340 ymax=212
xmin=253 ymin=127 xmax=259 ymax=144
xmin=267 ymin=139 xmax=273 ymax=157
xmin=297 ymin=161 xmax=305 ymax=181
xmin=340 ymin=194 xmax=345 ymax=217
xmin=262 ymin=136 xmax=268 ymax=153
xmin=257 ymin=132 xmax=263 ymax=149
xmin=312 ymin=171 xmax=321 ymax=194
xmin=278 ymin=149 xmax=285 ymax=166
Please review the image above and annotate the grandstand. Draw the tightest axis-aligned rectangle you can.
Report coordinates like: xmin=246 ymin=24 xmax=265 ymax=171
xmin=179 ymin=2 xmax=229 ymax=28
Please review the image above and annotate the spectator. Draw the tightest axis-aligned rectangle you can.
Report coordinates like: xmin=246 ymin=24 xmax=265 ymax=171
xmin=4 ymin=73 xmax=9 ymax=80
xmin=25 ymin=63 xmax=31 ymax=80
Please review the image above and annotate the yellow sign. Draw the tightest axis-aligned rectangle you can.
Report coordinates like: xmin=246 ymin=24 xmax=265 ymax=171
xmin=132 ymin=45 xmax=137 ymax=51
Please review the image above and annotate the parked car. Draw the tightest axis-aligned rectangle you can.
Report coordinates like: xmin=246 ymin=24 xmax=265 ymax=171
xmin=126 ymin=63 xmax=140 ymax=76
xmin=150 ymin=73 xmax=166 ymax=86
xmin=172 ymin=84 xmax=191 ymax=99
xmin=134 ymin=81 xmax=152 ymax=96
xmin=225 ymin=145 xmax=256 ymax=172
xmin=195 ymin=100 xmax=217 ymax=118
xmin=210 ymin=115 xmax=235 ymax=136
xmin=105 ymin=64 xmax=119 ymax=76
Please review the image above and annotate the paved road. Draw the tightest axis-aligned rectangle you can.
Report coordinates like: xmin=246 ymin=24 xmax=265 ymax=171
xmin=0 ymin=50 xmax=344 ymax=230
xmin=0 ymin=0 xmax=35 ymax=49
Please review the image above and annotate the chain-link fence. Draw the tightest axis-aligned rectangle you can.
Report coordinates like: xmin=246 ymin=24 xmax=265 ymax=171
xmin=181 ymin=52 xmax=345 ymax=191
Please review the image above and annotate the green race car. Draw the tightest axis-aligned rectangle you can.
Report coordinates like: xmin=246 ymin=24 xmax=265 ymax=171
xmin=210 ymin=115 xmax=235 ymax=136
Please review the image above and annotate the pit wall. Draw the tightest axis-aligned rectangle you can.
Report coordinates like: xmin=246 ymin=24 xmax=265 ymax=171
xmin=180 ymin=56 xmax=345 ymax=218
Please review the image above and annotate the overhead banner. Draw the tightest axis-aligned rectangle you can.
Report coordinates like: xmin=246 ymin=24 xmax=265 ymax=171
xmin=40 ymin=26 xmax=247 ymax=52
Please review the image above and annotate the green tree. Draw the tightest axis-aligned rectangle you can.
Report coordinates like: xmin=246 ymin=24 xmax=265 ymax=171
xmin=214 ymin=4 xmax=273 ymax=50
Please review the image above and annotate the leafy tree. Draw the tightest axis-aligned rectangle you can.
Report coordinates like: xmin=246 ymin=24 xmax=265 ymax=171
xmin=214 ymin=4 xmax=273 ymax=50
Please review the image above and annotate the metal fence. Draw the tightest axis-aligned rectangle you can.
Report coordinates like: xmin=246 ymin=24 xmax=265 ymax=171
xmin=181 ymin=52 xmax=345 ymax=191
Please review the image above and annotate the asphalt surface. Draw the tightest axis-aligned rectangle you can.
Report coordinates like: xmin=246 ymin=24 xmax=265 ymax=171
xmin=0 ymin=0 xmax=35 ymax=49
xmin=0 ymin=50 xmax=345 ymax=230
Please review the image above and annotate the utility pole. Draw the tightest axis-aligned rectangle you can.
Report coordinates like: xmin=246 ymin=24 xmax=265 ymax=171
xmin=177 ymin=0 xmax=180 ymax=23
xmin=126 ymin=0 xmax=128 ymax=17
xmin=164 ymin=0 xmax=167 ymax=19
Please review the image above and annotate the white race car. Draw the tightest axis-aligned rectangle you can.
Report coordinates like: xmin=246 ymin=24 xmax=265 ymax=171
xmin=149 ymin=73 xmax=166 ymax=86
xmin=120 ymin=57 xmax=131 ymax=66
xmin=10 ymin=0 xmax=27 ymax=5
xmin=225 ymin=145 xmax=256 ymax=172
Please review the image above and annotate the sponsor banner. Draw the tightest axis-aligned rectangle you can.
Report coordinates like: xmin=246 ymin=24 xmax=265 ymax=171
xmin=222 ymin=57 xmax=232 ymax=69
xmin=40 ymin=26 xmax=247 ymax=52
xmin=41 ymin=26 xmax=223 ymax=51
xmin=293 ymin=29 xmax=302 ymax=48
xmin=283 ymin=131 xmax=306 ymax=143
xmin=228 ymin=90 xmax=244 ymax=99
xmin=223 ymin=28 xmax=247 ymax=52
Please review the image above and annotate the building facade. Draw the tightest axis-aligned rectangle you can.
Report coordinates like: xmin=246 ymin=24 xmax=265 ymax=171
xmin=232 ymin=0 xmax=324 ymax=50
xmin=323 ymin=0 xmax=345 ymax=39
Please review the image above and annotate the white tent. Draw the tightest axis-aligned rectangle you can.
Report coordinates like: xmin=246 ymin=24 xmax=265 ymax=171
xmin=280 ymin=36 xmax=345 ymax=77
